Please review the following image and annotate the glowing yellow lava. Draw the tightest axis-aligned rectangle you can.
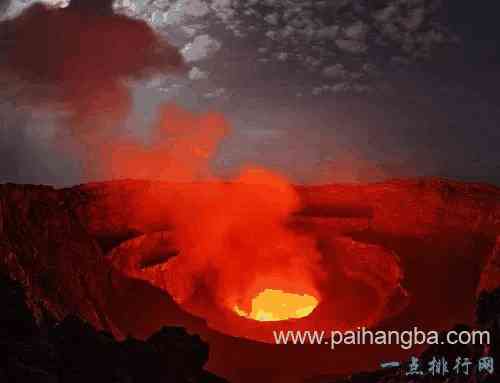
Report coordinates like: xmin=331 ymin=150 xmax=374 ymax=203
xmin=234 ymin=289 xmax=319 ymax=322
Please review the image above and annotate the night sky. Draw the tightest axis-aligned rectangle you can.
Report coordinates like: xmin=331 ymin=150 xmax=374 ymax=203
xmin=0 ymin=0 xmax=499 ymax=185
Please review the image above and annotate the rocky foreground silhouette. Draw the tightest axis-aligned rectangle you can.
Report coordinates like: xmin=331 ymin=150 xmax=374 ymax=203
xmin=0 ymin=272 xmax=227 ymax=382
xmin=1 ymin=178 xmax=499 ymax=382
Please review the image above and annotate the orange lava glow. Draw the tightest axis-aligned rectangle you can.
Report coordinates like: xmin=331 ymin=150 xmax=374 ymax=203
xmin=160 ymin=167 xmax=325 ymax=313
xmin=234 ymin=289 xmax=319 ymax=322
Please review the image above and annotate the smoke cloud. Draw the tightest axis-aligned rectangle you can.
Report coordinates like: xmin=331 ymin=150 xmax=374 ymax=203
xmin=85 ymin=98 xmax=325 ymax=319
xmin=105 ymin=103 xmax=230 ymax=182
xmin=0 ymin=0 xmax=185 ymax=183
xmin=161 ymin=167 xmax=325 ymax=313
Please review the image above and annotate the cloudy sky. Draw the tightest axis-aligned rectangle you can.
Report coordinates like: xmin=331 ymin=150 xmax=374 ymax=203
xmin=1 ymin=0 xmax=499 ymax=185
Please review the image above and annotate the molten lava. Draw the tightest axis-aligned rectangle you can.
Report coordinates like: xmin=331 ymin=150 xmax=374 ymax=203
xmin=234 ymin=289 xmax=319 ymax=322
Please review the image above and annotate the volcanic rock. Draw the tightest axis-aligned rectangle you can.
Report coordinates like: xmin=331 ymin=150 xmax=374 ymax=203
xmin=107 ymin=231 xmax=181 ymax=302
xmin=0 ymin=272 xmax=227 ymax=383
xmin=329 ymin=236 xmax=408 ymax=319
xmin=108 ymin=230 xmax=178 ymax=275
xmin=478 ymin=236 xmax=500 ymax=295
xmin=0 ymin=183 xmax=120 ymax=336
xmin=297 ymin=178 xmax=500 ymax=238
xmin=1 ymin=178 xmax=500 ymax=382
xmin=1 ymin=178 xmax=500 ymax=329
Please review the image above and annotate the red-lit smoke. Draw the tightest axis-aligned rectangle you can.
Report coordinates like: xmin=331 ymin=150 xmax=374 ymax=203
xmin=1 ymin=0 xmax=184 ymax=134
xmin=106 ymin=104 xmax=230 ymax=182
xmin=162 ymin=167 xmax=325 ymax=313
xmin=103 ymin=102 xmax=325 ymax=315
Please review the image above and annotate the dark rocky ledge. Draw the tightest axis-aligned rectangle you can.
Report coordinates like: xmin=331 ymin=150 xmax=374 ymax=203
xmin=0 ymin=272 xmax=228 ymax=383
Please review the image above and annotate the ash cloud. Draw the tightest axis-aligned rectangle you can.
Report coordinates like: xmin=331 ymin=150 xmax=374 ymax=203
xmin=0 ymin=0 xmax=186 ymax=184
